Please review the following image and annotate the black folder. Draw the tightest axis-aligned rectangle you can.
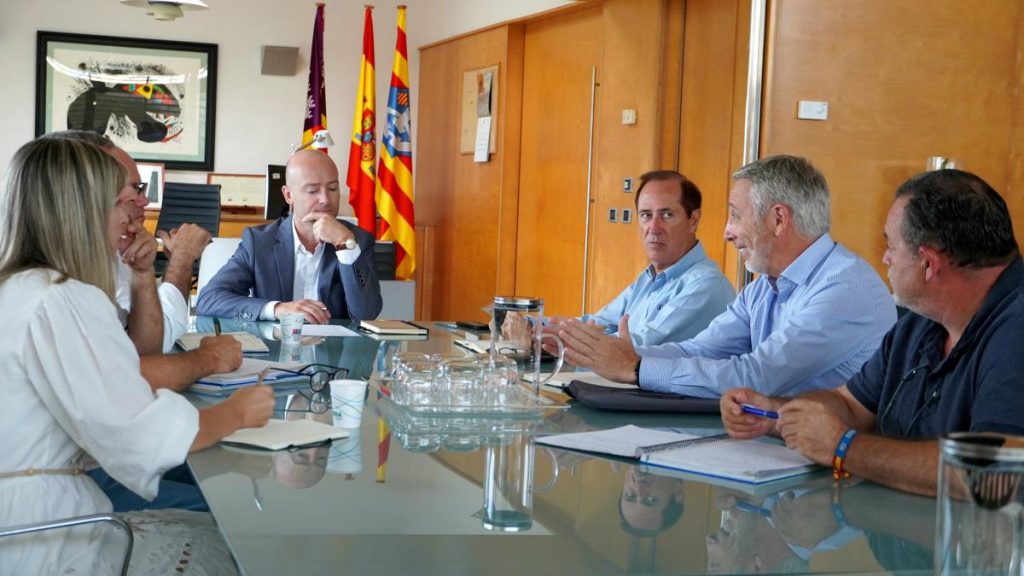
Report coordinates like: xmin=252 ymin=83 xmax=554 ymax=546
xmin=566 ymin=380 xmax=720 ymax=414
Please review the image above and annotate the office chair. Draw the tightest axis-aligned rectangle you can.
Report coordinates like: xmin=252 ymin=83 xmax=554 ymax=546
xmin=154 ymin=182 xmax=222 ymax=278
xmin=373 ymin=241 xmax=397 ymax=281
xmin=196 ymin=237 xmax=242 ymax=299
xmin=0 ymin=513 xmax=133 ymax=576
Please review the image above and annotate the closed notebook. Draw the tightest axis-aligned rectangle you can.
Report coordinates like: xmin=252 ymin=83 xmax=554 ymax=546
xmin=359 ymin=320 xmax=428 ymax=335
xmin=536 ymin=425 xmax=819 ymax=484
xmin=177 ymin=332 xmax=269 ymax=353
xmin=221 ymin=419 xmax=349 ymax=451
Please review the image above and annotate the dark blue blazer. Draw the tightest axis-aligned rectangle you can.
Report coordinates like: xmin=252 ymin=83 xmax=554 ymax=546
xmin=196 ymin=217 xmax=382 ymax=320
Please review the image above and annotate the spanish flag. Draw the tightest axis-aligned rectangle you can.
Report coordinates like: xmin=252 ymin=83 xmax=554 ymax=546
xmin=346 ymin=5 xmax=378 ymax=233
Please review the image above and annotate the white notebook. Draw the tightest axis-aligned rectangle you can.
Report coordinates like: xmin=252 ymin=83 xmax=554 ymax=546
xmin=221 ymin=419 xmax=349 ymax=451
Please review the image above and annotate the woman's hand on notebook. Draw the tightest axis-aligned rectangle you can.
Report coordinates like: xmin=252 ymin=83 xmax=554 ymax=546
xmin=721 ymin=388 xmax=779 ymax=440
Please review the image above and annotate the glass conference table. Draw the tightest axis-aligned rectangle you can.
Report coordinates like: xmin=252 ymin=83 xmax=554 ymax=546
xmin=186 ymin=320 xmax=936 ymax=576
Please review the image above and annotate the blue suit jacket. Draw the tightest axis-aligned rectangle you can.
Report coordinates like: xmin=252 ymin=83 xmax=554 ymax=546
xmin=196 ymin=217 xmax=383 ymax=320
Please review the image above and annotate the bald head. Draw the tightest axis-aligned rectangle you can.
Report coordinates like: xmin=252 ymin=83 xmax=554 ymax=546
xmin=282 ymin=150 xmax=342 ymax=239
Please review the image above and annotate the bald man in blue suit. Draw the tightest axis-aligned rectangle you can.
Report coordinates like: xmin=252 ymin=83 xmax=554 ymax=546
xmin=197 ymin=151 xmax=382 ymax=323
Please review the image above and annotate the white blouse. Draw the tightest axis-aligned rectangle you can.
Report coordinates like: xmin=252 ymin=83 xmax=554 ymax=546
xmin=0 ymin=268 xmax=199 ymax=572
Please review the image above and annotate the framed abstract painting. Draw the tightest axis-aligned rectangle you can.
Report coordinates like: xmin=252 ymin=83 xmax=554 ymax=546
xmin=36 ymin=31 xmax=217 ymax=171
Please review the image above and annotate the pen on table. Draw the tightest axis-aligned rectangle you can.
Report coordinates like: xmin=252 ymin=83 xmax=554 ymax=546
xmin=740 ymin=403 xmax=779 ymax=419
xmin=213 ymin=318 xmax=222 ymax=336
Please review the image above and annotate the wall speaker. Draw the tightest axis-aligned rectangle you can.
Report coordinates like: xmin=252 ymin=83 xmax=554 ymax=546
xmin=260 ymin=45 xmax=298 ymax=76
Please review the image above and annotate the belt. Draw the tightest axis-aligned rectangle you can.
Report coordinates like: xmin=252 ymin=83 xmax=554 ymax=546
xmin=0 ymin=467 xmax=85 ymax=479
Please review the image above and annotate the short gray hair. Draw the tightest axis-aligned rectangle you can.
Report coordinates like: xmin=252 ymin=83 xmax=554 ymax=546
xmin=732 ymin=155 xmax=830 ymax=238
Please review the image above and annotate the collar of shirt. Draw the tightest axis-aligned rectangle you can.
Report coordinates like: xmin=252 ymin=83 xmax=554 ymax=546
xmin=919 ymin=256 xmax=1024 ymax=372
xmin=768 ymin=233 xmax=837 ymax=293
xmin=644 ymin=241 xmax=708 ymax=282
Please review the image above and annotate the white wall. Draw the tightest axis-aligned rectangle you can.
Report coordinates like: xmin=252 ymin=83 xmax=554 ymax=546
xmin=0 ymin=0 xmax=571 ymax=182
xmin=418 ymin=0 xmax=575 ymax=45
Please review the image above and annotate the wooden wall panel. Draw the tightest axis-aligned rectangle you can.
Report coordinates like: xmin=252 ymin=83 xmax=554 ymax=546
xmin=584 ymin=0 xmax=670 ymax=315
xmin=762 ymin=0 xmax=1024 ymax=279
xmin=677 ymin=0 xmax=749 ymax=286
xmin=515 ymin=7 xmax=604 ymax=317
xmin=418 ymin=26 xmax=518 ymax=322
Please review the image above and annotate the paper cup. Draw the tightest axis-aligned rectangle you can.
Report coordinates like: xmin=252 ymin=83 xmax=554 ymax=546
xmin=330 ymin=379 xmax=368 ymax=428
xmin=280 ymin=312 xmax=305 ymax=345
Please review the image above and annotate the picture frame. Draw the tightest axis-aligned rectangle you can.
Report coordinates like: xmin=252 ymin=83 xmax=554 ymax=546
xmin=207 ymin=173 xmax=266 ymax=209
xmin=36 ymin=31 xmax=218 ymax=171
xmin=137 ymin=162 xmax=165 ymax=208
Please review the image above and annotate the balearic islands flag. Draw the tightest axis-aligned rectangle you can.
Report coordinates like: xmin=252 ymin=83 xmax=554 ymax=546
xmin=376 ymin=5 xmax=416 ymax=279
xmin=301 ymin=3 xmax=327 ymax=152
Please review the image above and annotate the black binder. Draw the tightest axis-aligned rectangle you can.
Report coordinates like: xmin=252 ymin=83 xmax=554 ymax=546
xmin=566 ymin=380 xmax=720 ymax=414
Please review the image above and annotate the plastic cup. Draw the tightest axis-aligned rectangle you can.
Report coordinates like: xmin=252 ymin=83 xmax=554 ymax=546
xmin=330 ymin=379 xmax=368 ymax=428
xmin=280 ymin=312 xmax=305 ymax=345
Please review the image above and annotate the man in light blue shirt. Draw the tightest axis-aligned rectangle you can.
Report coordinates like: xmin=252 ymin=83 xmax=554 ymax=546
xmin=557 ymin=155 xmax=896 ymax=398
xmin=551 ymin=171 xmax=734 ymax=346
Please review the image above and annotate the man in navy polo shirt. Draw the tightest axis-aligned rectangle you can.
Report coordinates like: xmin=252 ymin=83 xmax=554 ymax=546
xmin=722 ymin=169 xmax=1024 ymax=496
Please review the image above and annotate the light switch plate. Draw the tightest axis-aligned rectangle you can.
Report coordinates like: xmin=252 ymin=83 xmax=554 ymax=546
xmin=621 ymin=208 xmax=633 ymax=224
xmin=797 ymin=100 xmax=828 ymax=121
xmin=608 ymin=208 xmax=618 ymax=223
xmin=623 ymin=177 xmax=633 ymax=192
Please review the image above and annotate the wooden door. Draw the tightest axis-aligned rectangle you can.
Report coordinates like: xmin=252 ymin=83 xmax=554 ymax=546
xmin=514 ymin=7 xmax=603 ymax=317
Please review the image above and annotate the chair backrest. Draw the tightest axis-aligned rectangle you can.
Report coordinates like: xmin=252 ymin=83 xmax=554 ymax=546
xmin=373 ymin=241 xmax=397 ymax=280
xmin=197 ymin=237 xmax=242 ymax=298
xmin=156 ymin=182 xmax=222 ymax=237
xmin=0 ymin=513 xmax=133 ymax=576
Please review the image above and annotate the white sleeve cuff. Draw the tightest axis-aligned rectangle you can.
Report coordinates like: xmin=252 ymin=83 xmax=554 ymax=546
xmin=336 ymin=244 xmax=362 ymax=266
xmin=260 ymin=300 xmax=280 ymax=320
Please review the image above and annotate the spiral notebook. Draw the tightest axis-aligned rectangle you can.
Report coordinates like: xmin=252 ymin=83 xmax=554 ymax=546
xmin=536 ymin=425 xmax=819 ymax=484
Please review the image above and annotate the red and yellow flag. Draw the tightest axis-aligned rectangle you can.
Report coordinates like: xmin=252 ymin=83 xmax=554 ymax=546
xmin=346 ymin=6 xmax=378 ymax=233
xmin=301 ymin=4 xmax=327 ymax=151
xmin=376 ymin=5 xmax=416 ymax=279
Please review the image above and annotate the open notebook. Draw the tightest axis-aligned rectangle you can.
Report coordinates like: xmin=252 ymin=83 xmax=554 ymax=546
xmin=177 ymin=331 xmax=269 ymax=353
xmin=221 ymin=419 xmax=349 ymax=451
xmin=536 ymin=425 xmax=819 ymax=484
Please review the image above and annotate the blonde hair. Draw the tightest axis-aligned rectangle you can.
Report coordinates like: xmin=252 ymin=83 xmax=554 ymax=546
xmin=0 ymin=137 xmax=125 ymax=300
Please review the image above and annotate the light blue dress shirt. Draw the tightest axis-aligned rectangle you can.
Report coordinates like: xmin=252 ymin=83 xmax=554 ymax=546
xmin=637 ymin=234 xmax=896 ymax=398
xmin=581 ymin=242 xmax=735 ymax=346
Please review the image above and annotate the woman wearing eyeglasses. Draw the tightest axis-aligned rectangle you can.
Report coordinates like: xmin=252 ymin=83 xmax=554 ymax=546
xmin=0 ymin=137 xmax=274 ymax=574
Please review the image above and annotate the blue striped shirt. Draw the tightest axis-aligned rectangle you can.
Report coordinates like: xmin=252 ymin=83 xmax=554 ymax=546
xmin=581 ymin=242 xmax=735 ymax=346
xmin=637 ymin=234 xmax=896 ymax=398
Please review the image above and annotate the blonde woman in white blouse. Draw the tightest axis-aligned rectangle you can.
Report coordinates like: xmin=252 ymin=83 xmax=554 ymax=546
xmin=0 ymin=137 xmax=274 ymax=574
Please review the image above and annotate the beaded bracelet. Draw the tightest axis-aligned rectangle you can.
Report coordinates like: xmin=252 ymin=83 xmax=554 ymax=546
xmin=832 ymin=428 xmax=858 ymax=481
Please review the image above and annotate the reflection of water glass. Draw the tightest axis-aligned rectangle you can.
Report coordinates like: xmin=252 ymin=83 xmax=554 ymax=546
xmin=483 ymin=434 xmax=537 ymax=532
xmin=279 ymin=341 xmax=301 ymax=362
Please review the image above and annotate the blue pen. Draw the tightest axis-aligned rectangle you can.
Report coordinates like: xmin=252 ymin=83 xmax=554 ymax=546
xmin=740 ymin=403 xmax=779 ymax=419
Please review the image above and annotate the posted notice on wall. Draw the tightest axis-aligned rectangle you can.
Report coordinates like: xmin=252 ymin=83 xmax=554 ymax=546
xmin=474 ymin=116 xmax=492 ymax=163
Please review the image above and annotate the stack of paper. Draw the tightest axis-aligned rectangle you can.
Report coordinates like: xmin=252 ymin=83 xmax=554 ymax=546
xmin=536 ymin=425 xmax=819 ymax=485
xmin=177 ymin=332 xmax=269 ymax=353
xmin=189 ymin=358 xmax=307 ymax=395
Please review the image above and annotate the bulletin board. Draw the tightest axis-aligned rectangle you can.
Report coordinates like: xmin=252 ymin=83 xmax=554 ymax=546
xmin=207 ymin=173 xmax=265 ymax=208
xmin=459 ymin=64 xmax=499 ymax=154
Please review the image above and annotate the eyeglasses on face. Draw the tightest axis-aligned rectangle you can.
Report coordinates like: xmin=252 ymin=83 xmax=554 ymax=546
xmin=128 ymin=182 xmax=148 ymax=196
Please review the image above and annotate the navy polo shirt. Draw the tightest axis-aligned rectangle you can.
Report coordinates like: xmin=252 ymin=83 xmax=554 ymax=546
xmin=848 ymin=258 xmax=1024 ymax=438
